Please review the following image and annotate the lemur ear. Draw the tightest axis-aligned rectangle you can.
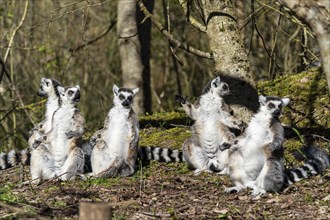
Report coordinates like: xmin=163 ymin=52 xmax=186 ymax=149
xmin=282 ymin=98 xmax=290 ymax=107
xmin=113 ymin=84 xmax=119 ymax=95
xmin=57 ymin=86 xmax=65 ymax=95
xmin=258 ymin=95 xmax=267 ymax=105
xmin=132 ymin=88 xmax=139 ymax=96
xmin=76 ymin=85 xmax=80 ymax=90
xmin=211 ymin=76 xmax=221 ymax=88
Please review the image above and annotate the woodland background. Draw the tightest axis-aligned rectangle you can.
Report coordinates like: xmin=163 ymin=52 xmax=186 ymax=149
xmin=0 ymin=1 xmax=330 ymax=219
xmin=0 ymin=0 xmax=326 ymax=149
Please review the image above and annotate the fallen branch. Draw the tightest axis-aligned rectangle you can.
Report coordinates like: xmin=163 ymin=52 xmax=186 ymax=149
xmin=0 ymin=201 xmax=47 ymax=220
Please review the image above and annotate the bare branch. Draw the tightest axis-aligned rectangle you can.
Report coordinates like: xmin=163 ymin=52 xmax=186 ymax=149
xmin=24 ymin=0 xmax=112 ymax=30
xmin=2 ymin=0 xmax=36 ymax=127
xmin=177 ymin=0 xmax=207 ymax=32
xmin=137 ymin=0 xmax=213 ymax=59
xmin=69 ymin=18 xmax=117 ymax=52
xmin=4 ymin=0 xmax=29 ymax=63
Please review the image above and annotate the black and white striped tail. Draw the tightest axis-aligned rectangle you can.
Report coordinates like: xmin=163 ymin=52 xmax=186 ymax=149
xmin=0 ymin=149 xmax=31 ymax=170
xmin=138 ymin=146 xmax=184 ymax=163
xmin=284 ymin=146 xmax=329 ymax=186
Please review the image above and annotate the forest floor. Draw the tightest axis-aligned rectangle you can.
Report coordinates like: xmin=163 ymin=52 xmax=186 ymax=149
xmin=1 ymin=68 xmax=330 ymax=219
xmin=0 ymin=123 xmax=329 ymax=219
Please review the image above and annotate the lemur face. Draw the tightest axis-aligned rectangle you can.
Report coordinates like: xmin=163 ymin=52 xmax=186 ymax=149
xmin=113 ymin=84 xmax=139 ymax=108
xmin=58 ymin=86 xmax=81 ymax=105
xmin=37 ymin=78 xmax=61 ymax=97
xmin=203 ymin=76 xmax=230 ymax=97
xmin=259 ymin=95 xmax=290 ymax=117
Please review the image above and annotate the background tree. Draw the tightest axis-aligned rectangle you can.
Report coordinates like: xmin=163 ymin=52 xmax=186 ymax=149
xmin=279 ymin=0 xmax=330 ymax=96
xmin=0 ymin=0 xmax=325 ymax=150
xmin=117 ymin=0 xmax=144 ymax=114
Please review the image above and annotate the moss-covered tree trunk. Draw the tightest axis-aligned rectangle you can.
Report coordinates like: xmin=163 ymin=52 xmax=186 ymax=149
xmin=280 ymin=0 xmax=330 ymax=96
xmin=200 ymin=0 xmax=259 ymax=121
xmin=117 ymin=0 xmax=144 ymax=114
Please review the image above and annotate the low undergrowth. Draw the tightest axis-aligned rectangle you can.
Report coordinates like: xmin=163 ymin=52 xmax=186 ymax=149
xmin=0 ymin=68 xmax=329 ymax=219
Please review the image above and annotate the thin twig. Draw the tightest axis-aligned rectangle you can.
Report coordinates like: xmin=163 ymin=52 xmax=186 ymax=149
xmin=2 ymin=0 xmax=36 ymax=127
xmin=69 ymin=18 xmax=117 ymax=52
xmin=137 ymin=0 xmax=213 ymax=59
xmin=177 ymin=0 xmax=206 ymax=32
xmin=24 ymin=0 xmax=112 ymax=30
xmin=0 ymin=201 xmax=48 ymax=220
xmin=304 ymin=134 xmax=330 ymax=142
xmin=3 ymin=0 xmax=29 ymax=63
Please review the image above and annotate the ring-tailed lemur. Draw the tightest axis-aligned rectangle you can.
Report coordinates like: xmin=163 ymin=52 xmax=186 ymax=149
xmin=225 ymin=95 xmax=329 ymax=196
xmin=0 ymin=78 xmax=62 ymax=170
xmin=90 ymin=85 xmax=140 ymax=177
xmin=90 ymin=84 xmax=184 ymax=178
xmin=176 ymin=76 xmax=243 ymax=175
xmin=30 ymin=85 xmax=85 ymax=183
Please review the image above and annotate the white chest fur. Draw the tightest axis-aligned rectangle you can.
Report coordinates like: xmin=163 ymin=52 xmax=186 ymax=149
xmin=52 ymin=106 xmax=76 ymax=167
xmin=104 ymin=107 xmax=132 ymax=158
xmin=238 ymin=112 xmax=274 ymax=175
xmin=196 ymin=94 xmax=224 ymax=153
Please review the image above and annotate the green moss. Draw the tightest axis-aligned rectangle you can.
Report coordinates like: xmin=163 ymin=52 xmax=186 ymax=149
xmin=139 ymin=111 xmax=192 ymax=128
xmin=257 ymin=67 xmax=329 ymax=128
xmin=139 ymin=127 xmax=191 ymax=150
xmin=0 ymin=184 xmax=26 ymax=203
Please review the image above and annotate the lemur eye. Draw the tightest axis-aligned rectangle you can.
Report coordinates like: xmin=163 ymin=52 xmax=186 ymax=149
xmin=46 ymin=82 xmax=50 ymax=86
xmin=68 ymin=90 xmax=74 ymax=96
xmin=127 ymin=96 xmax=132 ymax=101
xmin=213 ymin=82 xmax=218 ymax=88
xmin=268 ymin=103 xmax=275 ymax=108
xmin=119 ymin=94 xmax=125 ymax=100
xmin=222 ymin=84 xmax=228 ymax=90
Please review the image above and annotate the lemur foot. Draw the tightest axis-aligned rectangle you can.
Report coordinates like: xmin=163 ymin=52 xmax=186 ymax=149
xmin=224 ymin=186 xmax=242 ymax=194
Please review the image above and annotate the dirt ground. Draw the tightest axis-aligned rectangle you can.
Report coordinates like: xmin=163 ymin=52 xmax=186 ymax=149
xmin=1 ymin=148 xmax=330 ymax=219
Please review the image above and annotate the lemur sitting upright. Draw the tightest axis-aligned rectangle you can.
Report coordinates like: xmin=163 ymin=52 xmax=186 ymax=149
xmin=0 ymin=78 xmax=61 ymax=170
xmin=225 ymin=95 xmax=329 ymax=196
xmin=176 ymin=76 xmax=243 ymax=175
xmin=90 ymin=85 xmax=139 ymax=177
xmin=30 ymin=85 xmax=85 ymax=183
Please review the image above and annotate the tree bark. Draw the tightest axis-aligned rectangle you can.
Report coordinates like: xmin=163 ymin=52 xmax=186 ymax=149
xmin=137 ymin=0 xmax=154 ymax=114
xmin=200 ymin=0 xmax=259 ymax=122
xmin=117 ymin=0 xmax=144 ymax=114
xmin=279 ymin=0 xmax=330 ymax=96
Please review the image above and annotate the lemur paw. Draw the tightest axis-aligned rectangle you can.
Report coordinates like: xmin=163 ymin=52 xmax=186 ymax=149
xmin=219 ymin=142 xmax=231 ymax=151
xmin=90 ymin=138 xmax=96 ymax=147
xmin=66 ymin=131 xmax=75 ymax=139
xmin=32 ymin=140 xmax=42 ymax=149
xmin=175 ymin=94 xmax=187 ymax=104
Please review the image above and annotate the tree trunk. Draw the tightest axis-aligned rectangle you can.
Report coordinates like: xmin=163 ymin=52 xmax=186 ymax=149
xmin=117 ymin=0 xmax=144 ymax=114
xmin=199 ymin=0 xmax=259 ymax=122
xmin=137 ymin=0 xmax=154 ymax=114
xmin=79 ymin=202 xmax=112 ymax=220
xmin=279 ymin=0 xmax=330 ymax=96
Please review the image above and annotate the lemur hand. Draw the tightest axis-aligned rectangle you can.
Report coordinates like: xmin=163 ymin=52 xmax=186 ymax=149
xmin=90 ymin=134 xmax=101 ymax=147
xmin=66 ymin=131 xmax=75 ymax=139
xmin=219 ymin=142 xmax=231 ymax=151
xmin=175 ymin=94 xmax=187 ymax=104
